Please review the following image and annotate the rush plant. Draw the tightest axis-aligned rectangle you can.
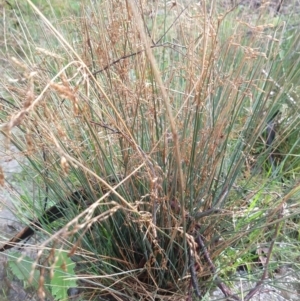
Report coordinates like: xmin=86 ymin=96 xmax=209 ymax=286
xmin=0 ymin=0 xmax=300 ymax=300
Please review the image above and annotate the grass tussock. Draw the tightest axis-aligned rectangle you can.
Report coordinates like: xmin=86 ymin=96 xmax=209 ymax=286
xmin=1 ymin=0 xmax=300 ymax=300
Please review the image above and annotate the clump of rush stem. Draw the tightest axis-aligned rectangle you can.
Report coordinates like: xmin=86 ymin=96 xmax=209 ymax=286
xmin=0 ymin=0 xmax=300 ymax=300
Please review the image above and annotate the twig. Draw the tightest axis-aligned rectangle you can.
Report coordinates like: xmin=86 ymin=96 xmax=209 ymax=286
xmin=89 ymin=120 xmax=121 ymax=134
xmin=155 ymin=5 xmax=189 ymax=44
xmin=5 ymin=1 xmax=13 ymax=9
xmin=194 ymin=208 xmax=220 ymax=220
xmin=92 ymin=42 xmax=185 ymax=77
xmin=0 ymin=97 xmax=20 ymax=109
xmin=243 ymin=206 xmax=284 ymax=301
xmin=42 ymin=150 xmax=49 ymax=212
xmin=196 ymin=234 xmax=240 ymax=301
xmin=266 ymin=110 xmax=279 ymax=173
xmin=92 ymin=49 xmax=144 ymax=77
xmin=276 ymin=0 xmax=284 ymax=13
xmin=92 ymin=3 xmax=189 ymax=77
xmin=188 ymin=246 xmax=201 ymax=299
